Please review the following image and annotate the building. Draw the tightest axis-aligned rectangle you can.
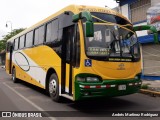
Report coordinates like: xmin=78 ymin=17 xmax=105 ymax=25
xmin=116 ymin=0 xmax=160 ymax=37
xmin=115 ymin=0 xmax=160 ymax=79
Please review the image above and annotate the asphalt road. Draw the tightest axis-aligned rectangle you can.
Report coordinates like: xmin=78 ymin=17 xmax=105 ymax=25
xmin=0 ymin=67 xmax=160 ymax=120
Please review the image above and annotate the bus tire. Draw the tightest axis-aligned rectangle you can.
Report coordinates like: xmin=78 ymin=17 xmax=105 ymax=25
xmin=48 ymin=73 xmax=61 ymax=102
xmin=12 ymin=68 xmax=18 ymax=83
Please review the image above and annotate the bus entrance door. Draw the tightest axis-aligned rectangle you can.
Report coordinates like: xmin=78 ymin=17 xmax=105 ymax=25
xmin=61 ymin=25 xmax=75 ymax=96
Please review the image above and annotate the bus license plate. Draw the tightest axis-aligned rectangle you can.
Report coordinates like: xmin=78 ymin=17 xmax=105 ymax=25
xmin=118 ymin=85 xmax=126 ymax=90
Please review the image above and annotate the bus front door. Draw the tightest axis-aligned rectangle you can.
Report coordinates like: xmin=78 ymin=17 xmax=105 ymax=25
xmin=61 ymin=25 xmax=75 ymax=96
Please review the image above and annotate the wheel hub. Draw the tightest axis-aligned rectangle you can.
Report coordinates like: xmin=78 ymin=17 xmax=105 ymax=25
xmin=49 ymin=79 xmax=57 ymax=94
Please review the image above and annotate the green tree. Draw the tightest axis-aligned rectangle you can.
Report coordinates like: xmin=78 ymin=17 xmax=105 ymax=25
xmin=0 ymin=28 xmax=25 ymax=52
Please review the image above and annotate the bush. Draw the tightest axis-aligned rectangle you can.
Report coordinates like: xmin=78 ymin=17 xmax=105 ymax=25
xmin=141 ymin=84 xmax=149 ymax=89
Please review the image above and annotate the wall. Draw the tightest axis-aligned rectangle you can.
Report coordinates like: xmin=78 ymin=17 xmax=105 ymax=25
xmin=121 ymin=4 xmax=129 ymax=19
xmin=120 ymin=0 xmax=150 ymax=37
xmin=119 ymin=0 xmax=160 ymax=78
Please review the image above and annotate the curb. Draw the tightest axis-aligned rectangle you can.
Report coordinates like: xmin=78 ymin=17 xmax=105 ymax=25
xmin=140 ymin=89 xmax=160 ymax=97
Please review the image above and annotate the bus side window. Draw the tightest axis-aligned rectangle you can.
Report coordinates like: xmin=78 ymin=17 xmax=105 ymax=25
xmin=34 ymin=28 xmax=39 ymax=45
xmin=38 ymin=25 xmax=45 ymax=44
xmin=19 ymin=35 xmax=25 ymax=49
xmin=46 ymin=22 xmax=52 ymax=42
xmin=14 ymin=38 xmax=19 ymax=50
xmin=34 ymin=25 xmax=45 ymax=45
xmin=51 ymin=19 xmax=58 ymax=42
xmin=46 ymin=19 xmax=58 ymax=43
xmin=26 ymin=31 xmax=33 ymax=48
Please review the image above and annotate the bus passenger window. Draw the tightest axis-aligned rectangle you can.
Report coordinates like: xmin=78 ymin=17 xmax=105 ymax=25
xmin=14 ymin=38 xmax=19 ymax=50
xmin=46 ymin=19 xmax=58 ymax=43
xmin=26 ymin=31 xmax=33 ymax=47
xmin=38 ymin=25 xmax=45 ymax=44
xmin=34 ymin=25 xmax=45 ymax=45
xmin=19 ymin=35 xmax=25 ymax=49
xmin=46 ymin=22 xmax=52 ymax=42
xmin=34 ymin=28 xmax=39 ymax=45
xmin=51 ymin=20 xmax=58 ymax=42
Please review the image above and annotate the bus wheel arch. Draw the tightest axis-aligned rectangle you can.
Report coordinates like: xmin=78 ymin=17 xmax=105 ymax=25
xmin=45 ymin=68 xmax=57 ymax=91
xmin=45 ymin=68 xmax=61 ymax=102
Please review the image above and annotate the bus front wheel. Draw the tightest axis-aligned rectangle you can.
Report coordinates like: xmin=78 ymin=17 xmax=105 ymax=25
xmin=12 ymin=68 xmax=18 ymax=83
xmin=48 ymin=73 xmax=60 ymax=102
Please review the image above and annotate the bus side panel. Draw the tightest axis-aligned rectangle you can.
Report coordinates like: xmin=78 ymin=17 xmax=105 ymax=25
xmin=22 ymin=46 xmax=61 ymax=89
xmin=12 ymin=62 xmax=45 ymax=89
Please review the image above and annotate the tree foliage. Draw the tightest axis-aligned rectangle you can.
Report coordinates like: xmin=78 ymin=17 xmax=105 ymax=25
xmin=0 ymin=40 xmax=6 ymax=52
xmin=0 ymin=28 xmax=25 ymax=52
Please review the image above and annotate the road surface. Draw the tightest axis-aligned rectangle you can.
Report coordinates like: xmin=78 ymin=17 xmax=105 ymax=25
xmin=0 ymin=67 xmax=160 ymax=120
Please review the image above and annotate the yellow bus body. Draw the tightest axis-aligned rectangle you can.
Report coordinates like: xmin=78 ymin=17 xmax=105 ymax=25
xmin=5 ymin=5 xmax=142 ymax=101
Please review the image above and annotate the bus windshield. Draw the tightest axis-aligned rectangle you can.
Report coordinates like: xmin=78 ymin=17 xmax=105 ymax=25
xmin=83 ymin=12 xmax=140 ymax=61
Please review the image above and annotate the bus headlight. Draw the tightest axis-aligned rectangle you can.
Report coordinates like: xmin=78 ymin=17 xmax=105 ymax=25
xmin=76 ymin=76 xmax=101 ymax=82
xmin=77 ymin=77 xmax=85 ymax=82
xmin=86 ymin=77 xmax=99 ymax=82
xmin=76 ymin=74 xmax=102 ymax=82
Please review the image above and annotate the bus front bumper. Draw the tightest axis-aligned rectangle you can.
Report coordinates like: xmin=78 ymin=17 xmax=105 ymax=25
xmin=74 ymin=79 xmax=142 ymax=101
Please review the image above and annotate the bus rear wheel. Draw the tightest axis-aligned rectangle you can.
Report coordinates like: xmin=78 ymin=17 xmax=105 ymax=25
xmin=48 ymin=73 xmax=61 ymax=102
xmin=12 ymin=68 xmax=18 ymax=83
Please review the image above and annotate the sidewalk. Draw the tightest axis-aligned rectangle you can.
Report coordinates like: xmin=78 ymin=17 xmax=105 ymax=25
xmin=140 ymin=80 xmax=160 ymax=97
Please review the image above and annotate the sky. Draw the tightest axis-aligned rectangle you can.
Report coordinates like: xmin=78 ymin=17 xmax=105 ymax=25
xmin=0 ymin=0 xmax=118 ymax=39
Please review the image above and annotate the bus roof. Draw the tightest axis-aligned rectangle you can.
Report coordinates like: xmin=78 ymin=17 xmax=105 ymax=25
xmin=7 ymin=4 xmax=131 ymax=42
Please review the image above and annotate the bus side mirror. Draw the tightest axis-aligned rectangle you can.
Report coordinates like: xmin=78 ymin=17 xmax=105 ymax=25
xmin=85 ymin=21 xmax=94 ymax=37
xmin=72 ymin=11 xmax=94 ymax=37
xmin=133 ymin=25 xmax=159 ymax=44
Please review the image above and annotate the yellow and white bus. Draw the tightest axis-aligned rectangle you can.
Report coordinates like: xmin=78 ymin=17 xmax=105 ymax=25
xmin=5 ymin=5 xmax=142 ymax=102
